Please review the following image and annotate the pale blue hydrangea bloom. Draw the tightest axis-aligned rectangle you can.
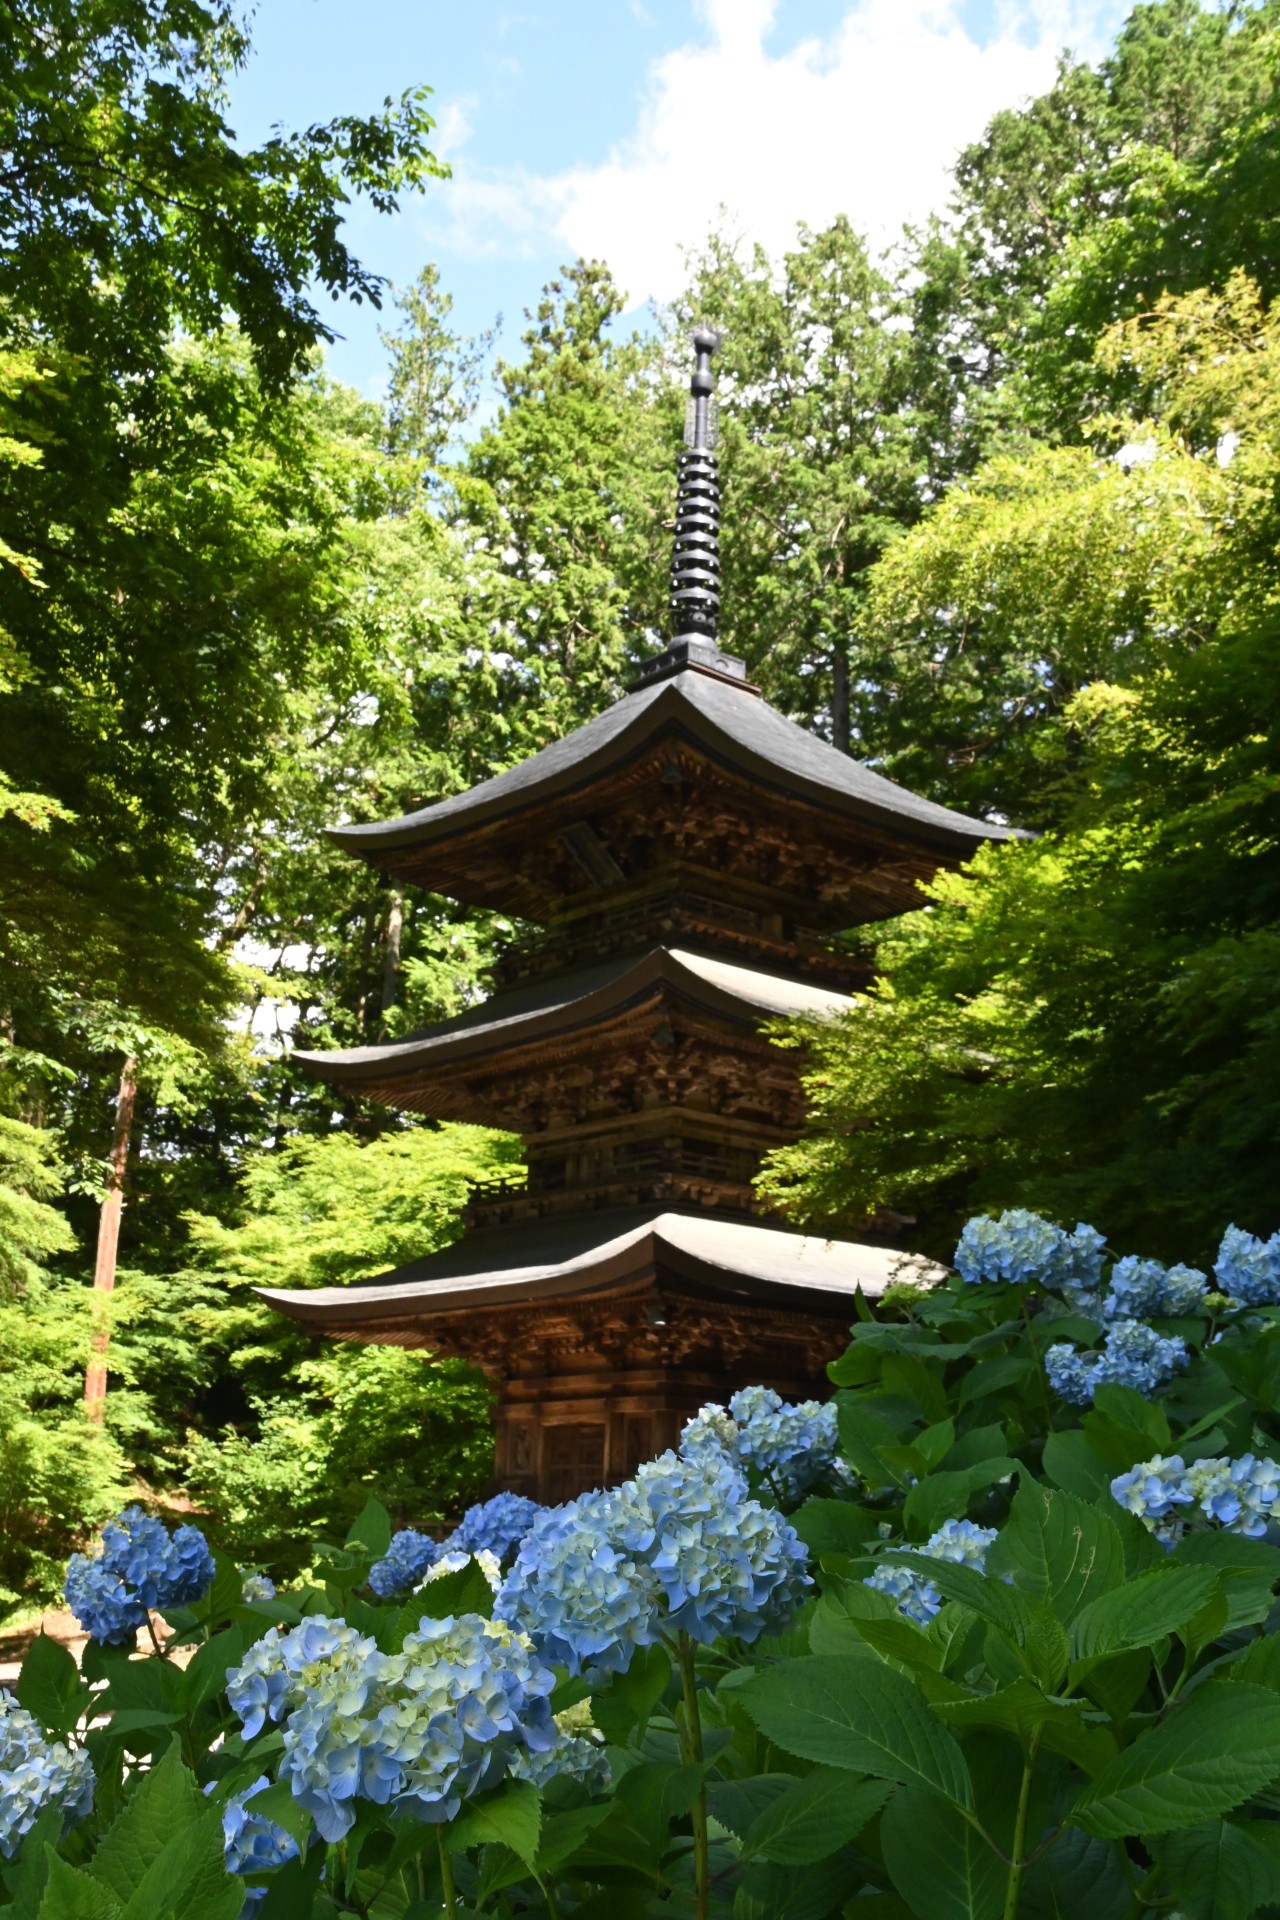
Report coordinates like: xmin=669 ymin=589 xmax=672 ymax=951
xmin=1044 ymin=1320 xmax=1189 ymax=1406
xmin=1112 ymin=1451 xmax=1280 ymax=1546
xmin=864 ymin=1518 xmax=998 ymax=1626
xmin=0 ymin=1691 xmax=94 ymax=1859
xmin=446 ymin=1493 xmax=541 ymax=1564
xmin=65 ymin=1508 xmax=215 ymax=1643
xmin=221 ymin=1774 xmax=299 ymax=1913
xmin=1215 ymin=1226 xmax=1280 ymax=1307
xmin=954 ymin=1210 xmax=1106 ymax=1294
xmin=680 ymin=1386 xmax=840 ymax=1501
xmin=368 ymin=1530 xmax=441 ymax=1598
xmin=225 ymin=1613 xmax=555 ymax=1843
xmin=496 ymin=1452 xmax=810 ymax=1675
xmin=511 ymin=1699 xmax=609 ymax=1794
xmin=240 ymin=1573 xmax=276 ymax=1604
xmin=1103 ymin=1256 xmax=1208 ymax=1320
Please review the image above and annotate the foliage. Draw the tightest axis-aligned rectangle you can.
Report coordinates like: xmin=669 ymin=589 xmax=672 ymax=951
xmin=761 ymin=278 xmax=1280 ymax=1259
xmin=13 ymin=1207 xmax=1280 ymax=1920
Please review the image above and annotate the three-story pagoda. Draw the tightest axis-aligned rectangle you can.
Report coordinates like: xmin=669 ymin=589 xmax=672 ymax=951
xmin=262 ymin=330 xmax=1012 ymax=1503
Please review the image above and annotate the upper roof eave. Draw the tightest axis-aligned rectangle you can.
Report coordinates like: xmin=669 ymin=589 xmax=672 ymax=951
xmin=329 ymin=668 xmax=1018 ymax=866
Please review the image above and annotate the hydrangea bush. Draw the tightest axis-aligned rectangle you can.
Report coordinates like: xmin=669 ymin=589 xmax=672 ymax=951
xmin=8 ymin=1207 xmax=1280 ymax=1920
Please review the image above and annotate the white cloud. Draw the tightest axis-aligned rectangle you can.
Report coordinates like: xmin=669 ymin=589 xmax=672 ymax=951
xmin=423 ymin=0 xmax=1122 ymax=304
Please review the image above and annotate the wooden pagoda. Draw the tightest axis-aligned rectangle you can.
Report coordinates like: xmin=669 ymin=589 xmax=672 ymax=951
xmin=262 ymin=330 xmax=1012 ymax=1503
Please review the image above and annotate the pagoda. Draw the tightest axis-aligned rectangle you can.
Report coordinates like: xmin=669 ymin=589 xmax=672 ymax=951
xmin=262 ymin=330 xmax=1013 ymax=1504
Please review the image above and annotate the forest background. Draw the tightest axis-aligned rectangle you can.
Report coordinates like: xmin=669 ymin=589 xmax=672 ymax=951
xmin=2 ymin=0 xmax=1278 ymax=1621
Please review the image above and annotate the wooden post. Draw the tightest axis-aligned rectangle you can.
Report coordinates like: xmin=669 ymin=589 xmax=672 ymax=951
xmin=84 ymin=1056 xmax=138 ymax=1419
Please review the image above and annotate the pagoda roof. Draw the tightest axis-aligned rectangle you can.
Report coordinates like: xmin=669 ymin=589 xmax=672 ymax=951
xmin=292 ymin=946 xmax=848 ymax=1105
xmin=330 ymin=662 xmax=1014 ymax=881
xmin=257 ymin=1206 xmax=942 ymax=1340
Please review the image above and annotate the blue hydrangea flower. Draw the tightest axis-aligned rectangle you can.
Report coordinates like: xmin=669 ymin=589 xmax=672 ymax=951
xmin=225 ymin=1613 xmax=556 ymax=1844
xmin=511 ymin=1699 xmax=610 ymax=1793
xmin=496 ymin=1452 xmax=810 ymax=1675
xmin=1103 ymin=1256 xmax=1208 ymax=1321
xmin=221 ymin=1774 xmax=299 ymax=1913
xmin=864 ymin=1518 xmax=998 ymax=1626
xmin=240 ymin=1572 xmax=277 ymax=1604
xmin=1215 ymin=1226 xmax=1280 ymax=1307
xmin=954 ymin=1210 xmax=1105 ymax=1293
xmin=1112 ymin=1451 xmax=1280 ymax=1546
xmin=680 ymin=1387 xmax=840 ymax=1501
xmin=446 ymin=1493 xmax=542 ymax=1564
xmin=0 ymin=1691 xmax=94 ymax=1859
xmin=64 ymin=1508 xmax=215 ymax=1643
xmin=368 ymin=1530 xmax=442 ymax=1598
xmin=1044 ymin=1320 xmax=1189 ymax=1406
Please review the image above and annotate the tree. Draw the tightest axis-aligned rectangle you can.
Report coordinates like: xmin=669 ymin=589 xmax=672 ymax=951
xmin=760 ymin=279 xmax=1280 ymax=1262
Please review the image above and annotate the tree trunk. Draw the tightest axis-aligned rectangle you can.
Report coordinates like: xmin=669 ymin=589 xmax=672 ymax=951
xmin=832 ymin=646 xmax=852 ymax=755
xmin=84 ymin=1057 xmax=138 ymax=1420
xmin=380 ymin=892 xmax=404 ymax=1019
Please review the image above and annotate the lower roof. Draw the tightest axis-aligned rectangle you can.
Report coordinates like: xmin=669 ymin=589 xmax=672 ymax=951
xmin=258 ymin=1206 xmax=943 ymax=1336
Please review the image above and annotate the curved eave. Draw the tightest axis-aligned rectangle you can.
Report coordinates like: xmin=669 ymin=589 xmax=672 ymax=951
xmin=290 ymin=946 xmax=849 ymax=1097
xmin=329 ymin=669 xmax=1018 ymax=870
xmin=257 ymin=1207 xmax=943 ymax=1338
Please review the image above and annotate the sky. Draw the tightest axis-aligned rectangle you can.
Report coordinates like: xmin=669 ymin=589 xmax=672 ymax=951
xmin=228 ymin=0 xmax=1132 ymax=395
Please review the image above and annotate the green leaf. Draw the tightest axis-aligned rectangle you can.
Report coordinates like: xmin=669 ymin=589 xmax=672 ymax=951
xmin=880 ymin=1784 xmax=1004 ymax=1920
xmin=902 ymin=1458 xmax=1020 ymax=1539
xmin=836 ymin=1396 xmax=909 ymax=1489
xmin=117 ymin=1806 xmax=243 ymax=1920
xmin=174 ymin=1627 xmax=244 ymax=1715
xmin=1019 ymin=1825 xmax=1131 ymax=1920
xmin=790 ymin=1498 xmax=879 ymax=1558
xmin=1041 ymin=1431 xmax=1116 ymax=1503
xmin=740 ymin=1768 xmax=890 ymax=1864
xmin=204 ymin=1553 xmax=245 ymax=1626
xmin=1072 ymin=1682 xmax=1280 ymax=1837
xmin=738 ymin=1654 xmax=973 ymax=1808
xmin=403 ymin=1557 xmax=494 ymax=1624
xmin=1069 ymin=1565 xmax=1219 ymax=1663
xmin=88 ymin=1742 xmax=201 ymax=1905
xmin=1090 ymin=1384 xmax=1170 ymax=1446
xmin=958 ymin=1354 xmax=1033 ymax=1407
xmin=35 ymin=1853 xmax=123 ymax=1920
xmin=16 ymin=1633 xmax=82 ymax=1736
xmin=592 ymin=1640 xmax=670 ymax=1739
xmin=894 ymin=1555 xmax=1069 ymax=1691
xmin=733 ymin=1852 xmax=863 ymax=1920
xmin=852 ymin=1611 xmax=946 ymax=1676
xmin=933 ymin=1680 xmax=1117 ymax=1775
xmin=985 ymin=1482 xmax=1125 ymax=1622
xmin=1149 ymin=1817 xmax=1280 ymax=1920
xmin=1 ymin=1806 xmax=60 ymax=1920
xmin=344 ymin=1495 xmax=393 ymax=1560
xmin=706 ymin=1773 xmax=796 ymax=1841
xmin=447 ymin=1779 xmax=541 ymax=1869
xmin=532 ymin=1803 xmax=612 ymax=1874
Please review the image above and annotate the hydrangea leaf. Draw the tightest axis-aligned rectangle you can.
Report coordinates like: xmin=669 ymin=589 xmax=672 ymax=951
xmin=1072 ymin=1683 xmax=1280 ymax=1837
xmin=879 ymin=1783 xmax=1004 ymax=1920
xmin=1041 ymin=1431 xmax=1116 ymax=1504
xmin=740 ymin=1769 xmax=891 ymax=1865
xmin=33 ymin=1851 xmax=123 ymax=1920
xmin=1149 ymin=1816 xmax=1280 ymax=1920
xmin=87 ymin=1743 xmax=202 ymax=1906
xmin=892 ymin=1555 xmax=1069 ymax=1691
xmin=985 ymin=1482 xmax=1125 ymax=1622
xmin=902 ymin=1459 xmax=1021 ymax=1540
xmin=734 ymin=1849 xmax=867 ymax=1920
xmin=738 ymin=1655 xmax=973 ymax=1808
xmin=343 ymin=1496 xmax=392 ymax=1562
xmin=16 ymin=1633 xmax=82 ymax=1739
xmin=446 ymin=1779 xmax=541 ymax=1870
xmin=790 ymin=1499 xmax=879 ymax=1559
xmin=1068 ymin=1565 xmax=1219 ymax=1663
xmin=116 ymin=1805 xmax=243 ymax=1920
xmin=934 ymin=1681 xmax=1118 ymax=1776
xmin=1018 ymin=1825 xmax=1130 ymax=1920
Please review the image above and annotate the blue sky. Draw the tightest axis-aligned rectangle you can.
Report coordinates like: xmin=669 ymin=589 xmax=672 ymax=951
xmin=228 ymin=0 xmax=1130 ymax=394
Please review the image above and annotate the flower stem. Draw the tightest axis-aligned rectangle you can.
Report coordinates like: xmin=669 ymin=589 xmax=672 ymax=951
xmin=675 ymin=1629 xmax=710 ymax=1920
xmin=439 ymin=1830 xmax=458 ymax=1920
xmin=1003 ymin=1746 xmax=1036 ymax=1920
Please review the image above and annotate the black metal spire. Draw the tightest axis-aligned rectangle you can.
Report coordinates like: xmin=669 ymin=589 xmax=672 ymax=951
xmin=630 ymin=326 xmax=753 ymax=692
xmin=669 ymin=326 xmax=722 ymax=642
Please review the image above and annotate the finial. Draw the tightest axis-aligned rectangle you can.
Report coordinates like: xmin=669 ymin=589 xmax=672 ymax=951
xmin=669 ymin=326 xmax=722 ymax=643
